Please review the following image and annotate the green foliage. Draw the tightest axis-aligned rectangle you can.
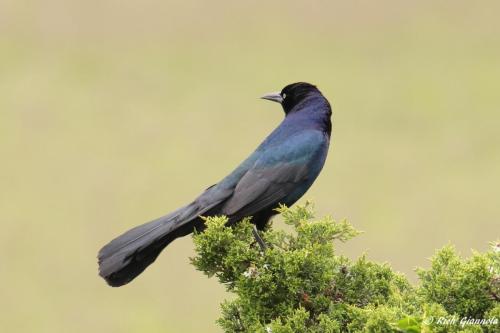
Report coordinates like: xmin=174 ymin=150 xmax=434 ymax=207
xmin=191 ymin=204 xmax=499 ymax=332
xmin=416 ymin=244 xmax=498 ymax=318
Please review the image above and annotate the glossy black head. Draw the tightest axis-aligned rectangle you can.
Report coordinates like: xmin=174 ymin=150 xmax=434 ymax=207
xmin=261 ymin=82 xmax=321 ymax=114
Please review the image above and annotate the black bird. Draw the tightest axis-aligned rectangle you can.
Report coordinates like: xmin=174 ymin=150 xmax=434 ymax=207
xmin=98 ymin=82 xmax=332 ymax=286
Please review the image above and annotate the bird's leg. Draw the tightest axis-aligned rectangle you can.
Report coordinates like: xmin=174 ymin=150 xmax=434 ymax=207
xmin=252 ymin=225 xmax=267 ymax=251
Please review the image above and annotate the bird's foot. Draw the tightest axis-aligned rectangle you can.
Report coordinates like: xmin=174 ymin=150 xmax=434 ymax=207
xmin=252 ymin=225 xmax=267 ymax=251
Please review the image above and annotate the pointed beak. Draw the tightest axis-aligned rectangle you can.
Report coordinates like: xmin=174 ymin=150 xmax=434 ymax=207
xmin=260 ymin=91 xmax=283 ymax=104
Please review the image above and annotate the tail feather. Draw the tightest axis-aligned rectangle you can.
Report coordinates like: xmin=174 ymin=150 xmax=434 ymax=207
xmin=98 ymin=212 xmax=185 ymax=287
xmin=97 ymin=188 xmax=232 ymax=287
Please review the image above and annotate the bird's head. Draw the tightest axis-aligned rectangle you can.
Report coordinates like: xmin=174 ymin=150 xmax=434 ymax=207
xmin=261 ymin=82 xmax=322 ymax=114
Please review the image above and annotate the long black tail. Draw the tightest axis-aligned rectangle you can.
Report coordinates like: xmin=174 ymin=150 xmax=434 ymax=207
xmin=98 ymin=185 xmax=233 ymax=287
xmin=98 ymin=205 xmax=204 ymax=287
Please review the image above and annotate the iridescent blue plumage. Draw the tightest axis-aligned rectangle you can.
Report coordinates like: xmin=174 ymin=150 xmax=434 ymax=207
xmin=98 ymin=82 xmax=332 ymax=286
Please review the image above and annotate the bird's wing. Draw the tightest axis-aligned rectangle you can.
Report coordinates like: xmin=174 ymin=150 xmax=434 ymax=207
xmin=222 ymin=130 xmax=326 ymax=218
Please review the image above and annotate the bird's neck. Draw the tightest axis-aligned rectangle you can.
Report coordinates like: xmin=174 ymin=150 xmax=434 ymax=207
xmin=286 ymin=95 xmax=332 ymax=136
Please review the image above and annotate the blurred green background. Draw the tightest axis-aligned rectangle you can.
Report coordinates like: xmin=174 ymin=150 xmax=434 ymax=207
xmin=1 ymin=1 xmax=499 ymax=332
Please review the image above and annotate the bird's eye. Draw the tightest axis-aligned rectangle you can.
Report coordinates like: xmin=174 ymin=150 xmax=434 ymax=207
xmin=282 ymin=93 xmax=287 ymax=99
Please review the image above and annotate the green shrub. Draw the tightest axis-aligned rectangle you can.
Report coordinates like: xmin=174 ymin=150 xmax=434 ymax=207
xmin=191 ymin=203 xmax=499 ymax=332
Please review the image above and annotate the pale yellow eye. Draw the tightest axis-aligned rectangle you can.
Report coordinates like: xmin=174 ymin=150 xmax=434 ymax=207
xmin=282 ymin=93 xmax=287 ymax=99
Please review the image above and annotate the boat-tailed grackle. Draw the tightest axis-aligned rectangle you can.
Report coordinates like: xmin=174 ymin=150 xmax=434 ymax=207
xmin=98 ymin=82 xmax=333 ymax=287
